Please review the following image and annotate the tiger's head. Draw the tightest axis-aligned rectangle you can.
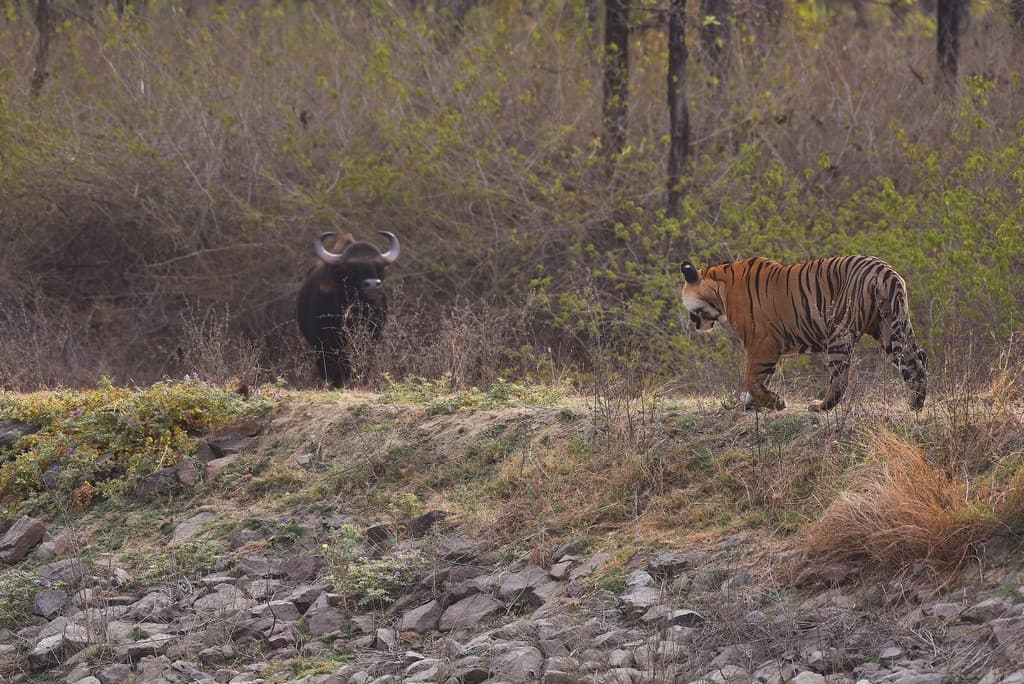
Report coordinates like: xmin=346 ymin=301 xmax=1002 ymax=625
xmin=681 ymin=261 xmax=727 ymax=332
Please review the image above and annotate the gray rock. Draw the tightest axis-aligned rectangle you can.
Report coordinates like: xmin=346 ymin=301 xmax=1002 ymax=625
xmin=192 ymin=585 xmax=253 ymax=615
xmin=499 ymin=565 xmax=560 ymax=607
xmin=619 ymin=585 xmax=661 ymax=611
xmin=28 ymin=625 xmax=92 ymax=669
xmin=400 ymin=600 xmax=443 ymax=634
xmin=625 ymin=569 xmax=654 ymax=587
xmin=648 ymin=550 xmax=708 ymax=576
xmin=204 ymin=455 xmax=239 ymax=482
xmin=488 ymin=644 xmax=543 ymax=681
xmin=401 ymin=509 xmax=449 ymax=538
xmin=170 ymin=512 xmax=216 ymax=544
xmin=0 ymin=516 xmax=46 ymax=564
xmin=438 ymin=593 xmax=505 ymax=631
xmin=552 ymin=539 xmax=585 ymax=562
xmin=283 ymin=583 xmax=327 ymax=612
xmin=568 ymin=553 xmax=611 ymax=581
xmin=923 ymin=602 xmax=960 ymax=620
xmin=790 ymin=673 xmax=828 ymax=684
xmin=0 ymin=419 xmax=39 ymax=449
xmin=127 ymin=591 xmax=174 ymax=622
xmin=667 ymin=608 xmax=705 ymax=627
xmin=450 ymin=655 xmax=489 ymax=683
xmin=963 ymin=596 xmax=1013 ymax=623
xmin=135 ymin=461 xmax=197 ymax=500
xmin=124 ymin=632 xmax=175 ymax=660
xmin=250 ymin=600 xmax=301 ymax=622
xmin=33 ymin=588 xmax=68 ymax=619
xmin=374 ymin=626 xmax=398 ymax=650
xmin=549 ymin=559 xmax=574 ymax=580
xmin=97 ymin=663 xmax=133 ymax=684
xmin=538 ymin=638 xmax=569 ymax=658
xmin=404 ymin=657 xmax=448 ymax=682
xmin=205 ymin=418 xmax=261 ymax=458
xmin=305 ymin=605 xmax=345 ymax=636
xmin=135 ymin=656 xmax=214 ymax=683
xmin=283 ymin=555 xmax=322 ymax=582
xmin=235 ymin=554 xmax=285 ymax=578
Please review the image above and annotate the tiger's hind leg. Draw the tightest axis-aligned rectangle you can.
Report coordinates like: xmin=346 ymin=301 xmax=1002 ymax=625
xmin=877 ymin=285 xmax=928 ymax=411
xmin=809 ymin=334 xmax=854 ymax=412
xmin=742 ymin=346 xmax=786 ymax=411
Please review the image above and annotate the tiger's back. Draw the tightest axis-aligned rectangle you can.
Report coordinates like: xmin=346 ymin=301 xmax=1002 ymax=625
xmin=681 ymin=255 xmax=927 ymax=412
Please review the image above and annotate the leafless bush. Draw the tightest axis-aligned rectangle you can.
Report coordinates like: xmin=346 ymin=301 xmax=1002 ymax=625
xmin=0 ymin=298 xmax=102 ymax=390
xmin=176 ymin=303 xmax=263 ymax=386
xmin=369 ymin=296 xmax=542 ymax=390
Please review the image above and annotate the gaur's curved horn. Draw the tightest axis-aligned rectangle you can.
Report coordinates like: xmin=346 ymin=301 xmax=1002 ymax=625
xmin=315 ymin=232 xmax=344 ymax=264
xmin=377 ymin=231 xmax=400 ymax=264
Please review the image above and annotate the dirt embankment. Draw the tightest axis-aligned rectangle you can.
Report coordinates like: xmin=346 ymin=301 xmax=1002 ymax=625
xmin=4 ymin=391 xmax=1024 ymax=683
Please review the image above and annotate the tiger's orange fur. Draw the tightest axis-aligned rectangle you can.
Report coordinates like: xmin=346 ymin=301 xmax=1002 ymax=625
xmin=680 ymin=256 xmax=927 ymax=412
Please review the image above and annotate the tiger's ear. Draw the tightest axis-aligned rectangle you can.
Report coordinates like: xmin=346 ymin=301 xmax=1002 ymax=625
xmin=681 ymin=261 xmax=700 ymax=285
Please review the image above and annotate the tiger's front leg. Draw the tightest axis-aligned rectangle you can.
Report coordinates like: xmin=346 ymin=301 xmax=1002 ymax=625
xmin=742 ymin=352 xmax=786 ymax=411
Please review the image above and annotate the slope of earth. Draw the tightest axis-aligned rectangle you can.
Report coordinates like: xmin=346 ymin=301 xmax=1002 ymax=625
xmin=3 ymin=386 xmax=1024 ymax=684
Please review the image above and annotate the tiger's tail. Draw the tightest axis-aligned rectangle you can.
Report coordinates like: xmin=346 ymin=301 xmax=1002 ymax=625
xmin=877 ymin=274 xmax=927 ymax=410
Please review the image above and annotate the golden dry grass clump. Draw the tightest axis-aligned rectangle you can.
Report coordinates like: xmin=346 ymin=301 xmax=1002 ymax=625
xmin=802 ymin=432 xmax=997 ymax=572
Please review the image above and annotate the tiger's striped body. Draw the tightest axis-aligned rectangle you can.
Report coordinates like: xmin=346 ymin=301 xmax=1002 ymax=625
xmin=680 ymin=256 xmax=927 ymax=412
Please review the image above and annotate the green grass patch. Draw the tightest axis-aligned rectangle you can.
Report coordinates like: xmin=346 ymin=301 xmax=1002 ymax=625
xmin=378 ymin=374 xmax=571 ymax=413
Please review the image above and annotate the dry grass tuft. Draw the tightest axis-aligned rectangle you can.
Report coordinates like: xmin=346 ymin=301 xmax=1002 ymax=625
xmin=802 ymin=432 xmax=995 ymax=572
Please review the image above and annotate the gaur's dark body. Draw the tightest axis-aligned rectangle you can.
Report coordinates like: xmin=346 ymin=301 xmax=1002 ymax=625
xmin=297 ymin=231 xmax=399 ymax=387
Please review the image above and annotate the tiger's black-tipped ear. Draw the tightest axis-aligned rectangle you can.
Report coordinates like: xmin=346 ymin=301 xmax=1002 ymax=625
xmin=681 ymin=261 xmax=699 ymax=285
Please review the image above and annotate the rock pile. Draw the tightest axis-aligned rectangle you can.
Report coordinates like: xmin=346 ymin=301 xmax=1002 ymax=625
xmin=3 ymin=515 xmax=1024 ymax=683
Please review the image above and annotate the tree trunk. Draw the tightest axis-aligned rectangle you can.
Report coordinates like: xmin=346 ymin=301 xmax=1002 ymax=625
xmin=699 ymin=0 xmax=730 ymax=86
xmin=936 ymin=0 xmax=962 ymax=92
xmin=667 ymin=0 xmax=690 ymax=219
xmin=30 ymin=0 xmax=52 ymax=97
xmin=602 ymin=0 xmax=629 ymax=159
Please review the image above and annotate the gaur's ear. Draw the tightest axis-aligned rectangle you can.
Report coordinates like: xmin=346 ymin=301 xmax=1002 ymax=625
xmin=681 ymin=261 xmax=700 ymax=285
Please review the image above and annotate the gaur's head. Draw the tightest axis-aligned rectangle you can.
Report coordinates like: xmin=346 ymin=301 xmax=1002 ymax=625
xmin=314 ymin=231 xmax=400 ymax=302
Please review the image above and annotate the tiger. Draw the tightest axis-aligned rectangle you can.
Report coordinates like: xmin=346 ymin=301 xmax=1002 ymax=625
xmin=680 ymin=255 xmax=927 ymax=412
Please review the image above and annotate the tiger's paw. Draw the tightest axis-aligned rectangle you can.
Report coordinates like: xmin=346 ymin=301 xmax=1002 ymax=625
xmin=744 ymin=393 xmax=786 ymax=411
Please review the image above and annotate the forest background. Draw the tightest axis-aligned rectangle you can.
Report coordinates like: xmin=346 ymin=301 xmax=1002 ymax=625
xmin=1 ymin=0 xmax=1022 ymax=396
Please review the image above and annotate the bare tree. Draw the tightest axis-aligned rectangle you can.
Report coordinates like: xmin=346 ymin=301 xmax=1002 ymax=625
xmin=30 ymin=0 xmax=53 ymax=97
xmin=667 ymin=0 xmax=690 ymax=218
xmin=602 ymin=0 xmax=630 ymax=159
xmin=936 ymin=0 xmax=963 ymax=92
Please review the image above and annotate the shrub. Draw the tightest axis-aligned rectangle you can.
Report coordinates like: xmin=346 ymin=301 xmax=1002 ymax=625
xmin=0 ymin=568 xmax=52 ymax=627
xmin=0 ymin=379 xmax=270 ymax=511
xmin=320 ymin=524 xmax=427 ymax=609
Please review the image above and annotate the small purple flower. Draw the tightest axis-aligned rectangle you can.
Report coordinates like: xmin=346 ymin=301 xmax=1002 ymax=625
xmin=40 ymin=579 xmax=53 ymax=588
xmin=49 ymin=463 xmax=60 ymax=473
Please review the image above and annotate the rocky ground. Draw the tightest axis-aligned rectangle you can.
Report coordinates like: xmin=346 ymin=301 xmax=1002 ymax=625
xmin=2 ymin=394 xmax=1024 ymax=683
